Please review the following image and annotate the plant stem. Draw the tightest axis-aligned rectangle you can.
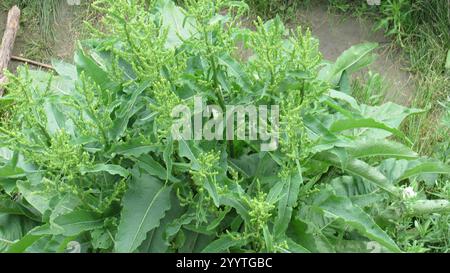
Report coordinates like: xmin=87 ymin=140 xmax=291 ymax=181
xmin=407 ymin=199 xmax=450 ymax=216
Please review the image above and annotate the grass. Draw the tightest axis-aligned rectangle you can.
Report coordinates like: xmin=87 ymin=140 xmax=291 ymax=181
xmin=1 ymin=0 xmax=60 ymax=41
xmin=351 ymin=71 xmax=387 ymax=105
xmin=244 ymin=0 xmax=312 ymax=21
xmin=400 ymin=1 xmax=450 ymax=156
xmin=0 ymin=0 xmax=98 ymax=62
xmin=0 ymin=0 xmax=62 ymax=61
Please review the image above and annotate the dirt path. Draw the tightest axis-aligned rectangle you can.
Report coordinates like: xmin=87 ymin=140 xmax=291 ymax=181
xmin=53 ymin=2 xmax=85 ymax=60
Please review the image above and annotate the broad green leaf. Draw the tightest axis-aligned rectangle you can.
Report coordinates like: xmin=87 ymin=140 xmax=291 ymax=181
xmin=180 ymin=230 xmax=214 ymax=253
xmin=109 ymin=80 xmax=151 ymax=140
xmin=263 ymin=225 xmax=274 ymax=252
xmin=315 ymin=150 xmax=400 ymax=196
xmin=287 ymin=217 xmax=335 ymax=253
xmin=355 ymin=102 xmax=424 ymax=140
xmin=74 ymin=47 xmax=118 ymax=91
xmin=0 ymin=213 xmax=37 ymax=252
xmin=330 ymin=118 xmax=410 ymax=144
xmin=135 ymin=154 xmax=180 ymax=183
xmin=219 ymin=193 xmax=250 ymax=223
xmin=378 ymin=158 xmax=410 ymax=183
xmin=338 ymin=70 xmax=351 ymax=94
xmin=115 ymin=172 xmax=172 ymax=253
xmin=178 ymin=139 xmax=201 ymax=170
xmin=17 ymin=181 xmax=53 ymax=215
xmin=6 ymin=233 xmax=42 ymax=253
xmin=229 ymin=153 xmax=278 ymax=179
xmin=157 ymin=0 xmax=196 ymax=48
xmin=29 ymin=224 xmax=59 ymax=236
xmin=165 ymin=213 xmax=196 ymax=241
xmin=304 ymin=114 xmax=347 ymax=153
xmin=52 ymin=59 xmax=78 ymax=80
xmin=26 ymin=234 xmax=75 ymax=253
xmin=80 ymin=164 xmax=130 ymax=178
xmin=314 ymin=195 xmax=401 ymax=253
xmin=330 ymin=176 xmax=382 ymax=207
xmin=330 ymin=176 xmax=376 ymax=197
xmin=324 ymin=43 xmax=378 ymax=85
xmin=274 ymin=172 xmax=303 ymax=238
xmin=332 ymin=239 xmax=385 ymax=253
xmin=283 ymin=238 xmax=311 ymax=253
xmin=229 ymin=155 xmax=259 ymax=178
xmin=139 ymin=192 xmax=184 ymax=253
xmin=217 ymin=54 xmax=251 ymax=90
xmin=206 ymin=207 xmax=230 ymax=231
xmin=398 ymin=162 xmax=450 ymax=181
xmin=50 ymin=194 xmax=81 ymax=224
xmin=328 ymin=89 xmax=359 ymax=109
xmin=346 ymin=139 xmax=418 ymax=159
xmin=335 ymin=43 xmax=378 ymax=73
xmin=266 ymin=180 xmax=285 ymax=204
xmin=0 ymin=199 xmax=40 ymax=221
xmin=109 ymin=142 xmax=160 ymax=157
xmin=204 ymin=180 xmax=220 ymax=207
xmin=0 ymin=165 xmax=26 ymax=179
xmin=53 ymin=210 xmax=104 ymax=236
xmin=0 ymin=199 xmax=26 ymax=216
xmin=44 ymin=102 xmax=71 ymax=135
xmin=201 ymin=234 xmax=245 ymax=253
xmin=91 ymin=228 xmax=113 ymax=250
xmin=361 ymin=102 xmax=424 ymax=126
xmin=2 ymin=0 xmax=450 ymax=255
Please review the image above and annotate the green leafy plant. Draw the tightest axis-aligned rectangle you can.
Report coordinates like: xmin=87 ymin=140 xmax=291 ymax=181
xmin=312 ymin=0 xmax=450 ymax=157
xmin=0 ymin=0 xmax=449 ymax=253
xmin=374 ymin=0 xmax=414 ymax=47
xmin=243 ymin=0 xmax=302 ymax=19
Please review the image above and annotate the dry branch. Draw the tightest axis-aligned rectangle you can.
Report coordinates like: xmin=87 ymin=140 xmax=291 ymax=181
xmin=11 ymin=55 xmax=54 ymax=70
